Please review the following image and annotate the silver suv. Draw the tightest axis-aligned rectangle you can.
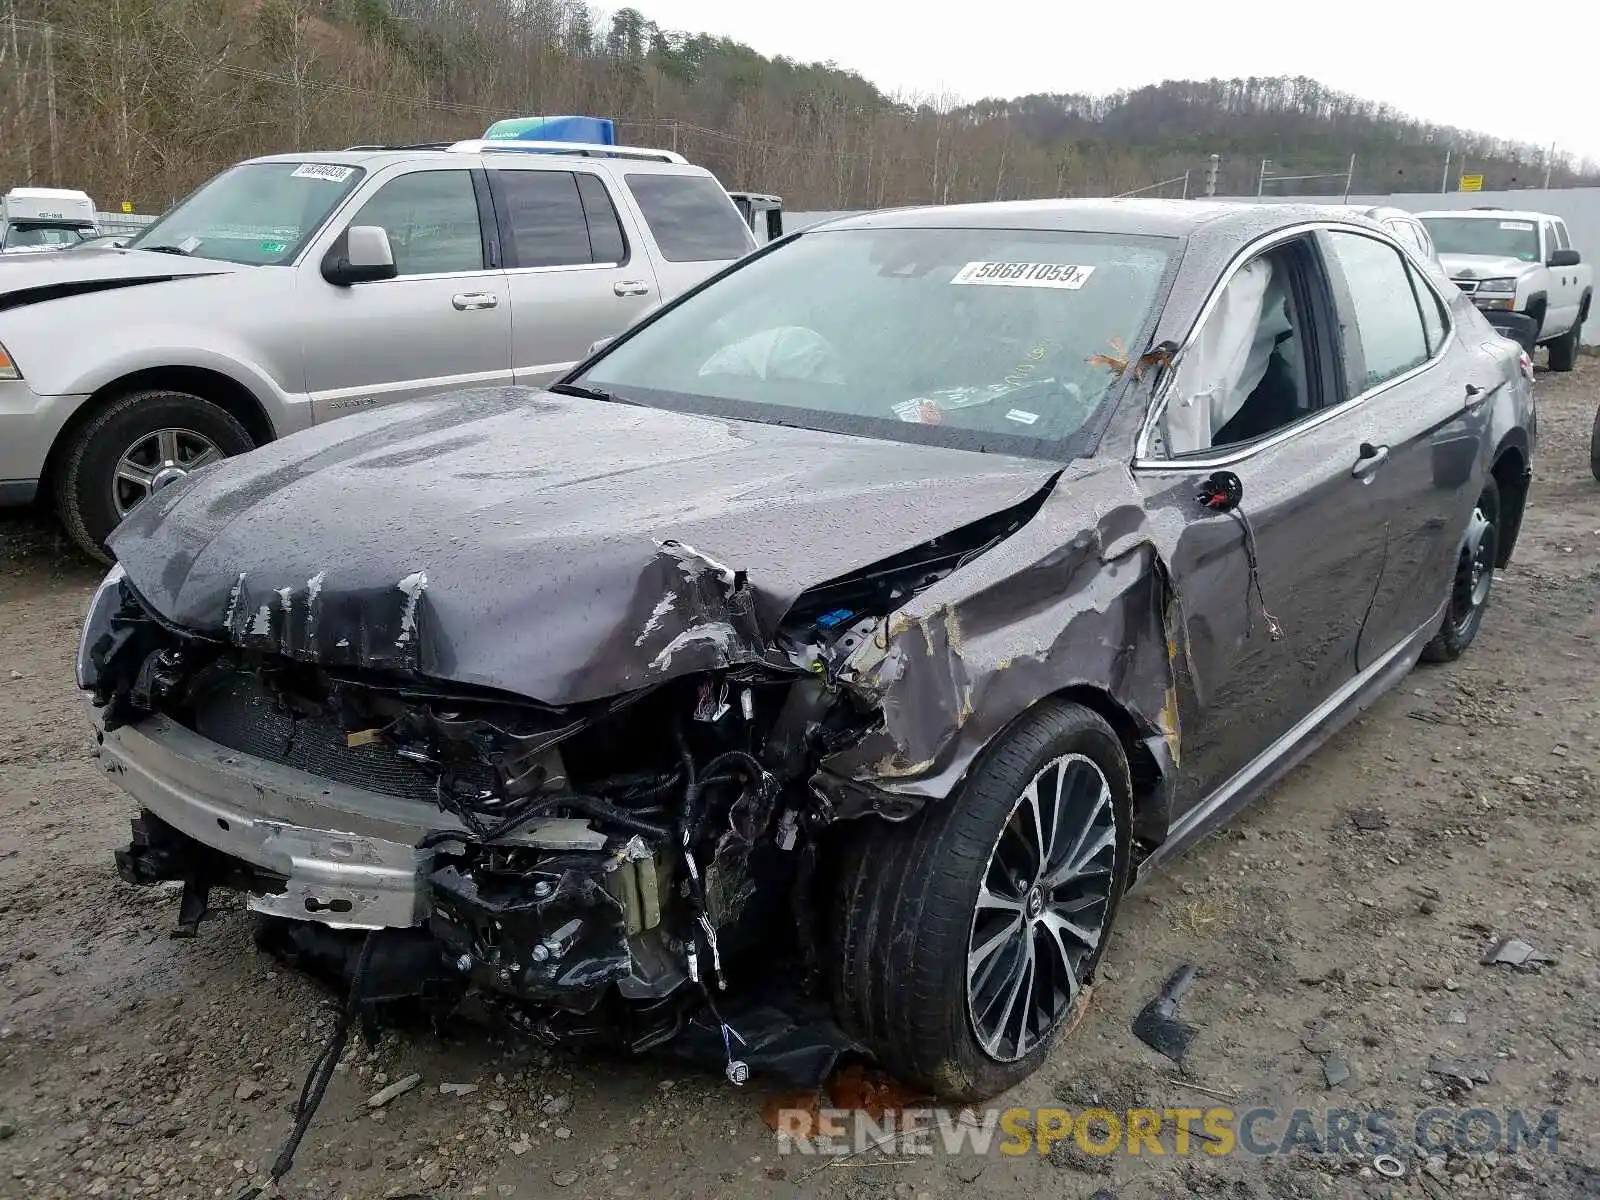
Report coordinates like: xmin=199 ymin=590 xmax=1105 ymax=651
xmin=0 ymin=138 xmax=756 ymax=559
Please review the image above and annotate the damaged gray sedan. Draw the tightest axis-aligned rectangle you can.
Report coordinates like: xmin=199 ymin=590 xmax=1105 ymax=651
xmin=81 ymin=199 xmax=1535 ymax=1103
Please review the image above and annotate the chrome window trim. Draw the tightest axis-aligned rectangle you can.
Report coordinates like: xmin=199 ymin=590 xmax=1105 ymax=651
xmin=1133 ymin=221 xmax=1455 ymax=473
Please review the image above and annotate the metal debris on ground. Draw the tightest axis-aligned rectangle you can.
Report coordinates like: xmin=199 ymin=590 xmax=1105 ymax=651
xmin=1131 ymin=965 xmax=1199 ymax=1064
xmin=1481 ymin=936 xmax=1556 ymax=972
xmin=1427 ymin=1056 xmax=1493 ymax=1087
xmin=367 ymin=1072 xmax=422 ymax=1108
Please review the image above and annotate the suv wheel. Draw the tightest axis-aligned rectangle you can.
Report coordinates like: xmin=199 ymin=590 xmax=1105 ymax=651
xmin=1421 ymin=477 xmax=1501 ymax=663
xmin=1546 ymin=313 xmax=1582 ymax=373
xmin=55 ymin=389 xmax=254 ymax=562
xmin=827 ymin=702 xmax=1133 ymax=1102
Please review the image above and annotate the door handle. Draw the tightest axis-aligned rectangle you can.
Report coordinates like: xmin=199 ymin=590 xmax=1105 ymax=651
xmin=452 ymin=292 xmax=499 ymax=311
xmin=1351 ymin=442 xmax=1389 ymax=478
xmin=1464 ymin=382 xmax=1489 ymax=411
xmin=613 ymin=280 xmax=650 ymax=297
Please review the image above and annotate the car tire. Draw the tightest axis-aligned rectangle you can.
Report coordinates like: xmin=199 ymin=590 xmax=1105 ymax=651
xmin=1421 ymin=476 xmax=1502 ymax=664
xmin=1590 ymin=405 xmax=1600 ymax=484
xmin=1546 ymin=315 xmax=1581 ymax=373
xmin=827 ymin=701 xmax=1133 ymax=1102
xmin=54 ymin=389 xmax=254 ymax=563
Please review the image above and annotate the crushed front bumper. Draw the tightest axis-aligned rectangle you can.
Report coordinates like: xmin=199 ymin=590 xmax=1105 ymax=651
xmin=97 ymin=712 xmax=457 ymax=929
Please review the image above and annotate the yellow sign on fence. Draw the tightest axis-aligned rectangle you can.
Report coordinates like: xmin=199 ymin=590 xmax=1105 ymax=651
xmin=1459 ymin=174 xmax=1484 ymax=192
xmin=121 ymin=201 xmax=133 ymax=213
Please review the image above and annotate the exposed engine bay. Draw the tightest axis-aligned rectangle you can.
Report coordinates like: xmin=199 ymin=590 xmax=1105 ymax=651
xmin=87 ymin=493 xmax=1050 ymax=1085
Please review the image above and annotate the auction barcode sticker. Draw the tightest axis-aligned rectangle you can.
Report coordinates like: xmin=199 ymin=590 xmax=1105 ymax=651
xmin=291 ymin=163 xmax=356 ymax=184
xmin=1499 ymin=221 xmax=1535 ymax=231
xmin=951 ymin=261 xmax=1095 ymax=289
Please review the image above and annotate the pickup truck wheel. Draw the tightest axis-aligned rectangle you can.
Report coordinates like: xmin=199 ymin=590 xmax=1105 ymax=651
xmin=827 ymin=701 xmax=1132 ymax=1102
xmin=54 ymin=389 xmax=253 ymax=563
xmin=1546 ymin=315 xmax=1581 ymax=373
xmin=1421 ymin=477 xmax=1501 ymax=664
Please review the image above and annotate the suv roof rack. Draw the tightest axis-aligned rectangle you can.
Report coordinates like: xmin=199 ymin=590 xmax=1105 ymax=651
xmin=446 ymin=139 xmax=687 ymax=165
xmin=342 ymin=141 xmax=456 ymax=151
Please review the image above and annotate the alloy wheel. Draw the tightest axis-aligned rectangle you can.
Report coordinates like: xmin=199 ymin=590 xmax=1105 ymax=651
xmin=966 ymin=752 xmax=1117 ymax=1062
xmin=112 ymin=427 xmax=225 ymax=517
xmin=1450 ymin=503 xmax=1495 ymax=635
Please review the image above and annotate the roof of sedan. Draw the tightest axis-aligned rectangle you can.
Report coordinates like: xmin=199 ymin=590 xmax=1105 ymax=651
xmin=810 ymin=197 xmax=1379 ymax=239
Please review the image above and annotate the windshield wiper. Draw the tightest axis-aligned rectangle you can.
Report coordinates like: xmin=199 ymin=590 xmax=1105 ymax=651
xmin=548 ymin=382 xmax=640 ymax=406
xmin=137 ymin=244 xmax=192 ymax=256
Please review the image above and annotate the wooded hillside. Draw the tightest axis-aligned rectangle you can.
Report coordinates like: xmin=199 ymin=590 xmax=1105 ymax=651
xmin=2 ymin=0 xmax=1593 ymax=211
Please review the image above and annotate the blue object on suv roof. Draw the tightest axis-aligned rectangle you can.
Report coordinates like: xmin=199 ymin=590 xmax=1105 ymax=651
xmin=483 ymin=115 xmax=616 ymax=145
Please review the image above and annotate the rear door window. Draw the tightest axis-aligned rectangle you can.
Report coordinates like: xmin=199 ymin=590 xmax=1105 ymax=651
xmin=1323 ymin=231 xmax=1431 ymax=391
xmin=495 ymin=170 xmax=593 ymax=268
xmin=624 ymin=172 xmax=752 ymax=262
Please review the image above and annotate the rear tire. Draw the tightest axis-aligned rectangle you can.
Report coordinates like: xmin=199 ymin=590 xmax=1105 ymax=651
xmin=1546 ymin=314 xmax=1581 ymax=373
xmin=827 ymin=702 xmax=1133 ymax=1102
xmin=54 ymin=389 xmax=253 ymax=563
xmin=1421 ymin=476 xmax=1501 ymax=663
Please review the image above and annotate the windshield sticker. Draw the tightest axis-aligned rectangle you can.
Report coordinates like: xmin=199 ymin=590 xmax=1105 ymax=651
xmin=892 ymin=398 xmax=944 ymax=425
xmin=951 ymin=261 xmax=1095 ymax=289
xmin=291 ymin=163 xmax=356 ymax=184
xmin=177 ymin=236 xmax=202 ymax=254
xmin=258 ymin=239 xmax=287 ymax=255
xmin=1499 ymin=221 xmax=1535 ymax=231
xmin=1005 ymin=409 xmax=1041 ymax=426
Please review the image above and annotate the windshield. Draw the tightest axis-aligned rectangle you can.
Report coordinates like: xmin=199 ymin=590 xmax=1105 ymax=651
xmin=124 ymin=161 xmax=366 ymax=265
xmin=575 ymin=226 xmax=1174 ymax=455
xmin=1420 ymin=217 xmax=1540 ymax=263
xmin=2 ymin=223 xmax=91 ymax=249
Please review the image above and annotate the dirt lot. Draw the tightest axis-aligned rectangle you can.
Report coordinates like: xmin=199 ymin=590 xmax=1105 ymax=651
xmin=1 ymin=363 xmax=1597 ymax=1200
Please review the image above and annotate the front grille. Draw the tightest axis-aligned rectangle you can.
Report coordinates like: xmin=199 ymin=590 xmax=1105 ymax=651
xmin=191 ymin=672 xmax=491 ymax=803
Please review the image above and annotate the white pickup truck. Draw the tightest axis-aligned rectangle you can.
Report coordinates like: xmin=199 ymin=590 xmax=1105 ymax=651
xmin=1416 ymin=208 xmax=1591 ymax=371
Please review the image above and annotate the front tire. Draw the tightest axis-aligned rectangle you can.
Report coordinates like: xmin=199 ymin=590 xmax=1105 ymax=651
xmin=54 ymin=389 xmax=254 ymax=563
xmin=1546 ymin=313 xmax=1581 ymax=373
xmin=1421 ymin=477 xmax=1501 ymax=663
xmin=827 ymin=702 xmax=1133 ymax=1102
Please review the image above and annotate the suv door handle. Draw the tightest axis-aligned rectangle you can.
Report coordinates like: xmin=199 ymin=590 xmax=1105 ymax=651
xmin=1351 ymin=442 xmax=1389 ymax=478
xmin=613 ymin=280 xmax=651 ymax=297
xmin=452 ymin=292 xmax=499 ymax=311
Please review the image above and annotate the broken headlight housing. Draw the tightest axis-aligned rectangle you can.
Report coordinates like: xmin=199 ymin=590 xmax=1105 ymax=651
xmin=75 ymin=563 xmax=126 ymax=690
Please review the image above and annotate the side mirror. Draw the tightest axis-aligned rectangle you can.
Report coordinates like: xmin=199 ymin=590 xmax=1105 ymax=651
xmin=587 ymin=336 xmax=614 ymax=356
xmin=321 ymin=225 xmax=397 ymax=286
xmin=1548 ymin=248 xmax=1581 ymax=268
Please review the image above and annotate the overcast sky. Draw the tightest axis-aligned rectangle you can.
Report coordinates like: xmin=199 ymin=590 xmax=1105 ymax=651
xmin=632 ymin=0 xmax=1599 ymax=168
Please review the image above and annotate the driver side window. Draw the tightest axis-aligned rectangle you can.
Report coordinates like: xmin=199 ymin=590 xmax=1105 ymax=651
xmin=345 ymin=169 xmax=484 ymax=277
xmin=1159 ymin=240 xmax=1313 ymax=456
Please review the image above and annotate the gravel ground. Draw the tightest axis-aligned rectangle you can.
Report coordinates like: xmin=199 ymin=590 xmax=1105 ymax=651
xmin=1 ymin=362 xmax=1597 ymax=1200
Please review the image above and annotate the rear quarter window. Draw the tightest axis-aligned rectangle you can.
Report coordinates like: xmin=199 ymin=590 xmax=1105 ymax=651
xmin=624 ymin=172 xmax=752 ymax=263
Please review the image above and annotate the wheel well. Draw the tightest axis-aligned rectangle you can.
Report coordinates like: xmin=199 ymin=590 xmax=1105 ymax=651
xmin=1050 ymin=684 xmax=1167 ymax=842
xmin=40 ymin=367 xmax=276 ymax=499
xmin=1581 ymin=290 xmax=1592 ymax=322
xmin=1491 ymin=446 xmax=1529 ymax=568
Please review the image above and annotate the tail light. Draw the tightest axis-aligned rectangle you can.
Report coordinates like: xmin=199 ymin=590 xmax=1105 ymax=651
xmin=1518 ymin=350 xmax=1534 ymax=382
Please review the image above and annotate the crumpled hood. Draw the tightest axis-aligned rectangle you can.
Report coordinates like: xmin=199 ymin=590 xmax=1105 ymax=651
xmin=1439 ymin=253 xmax=1535 ymax=281
xmin=108 ymin=387 xmax=1059 ymax=705
xmin=0 ymin=246 xmax=239 ymax=305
